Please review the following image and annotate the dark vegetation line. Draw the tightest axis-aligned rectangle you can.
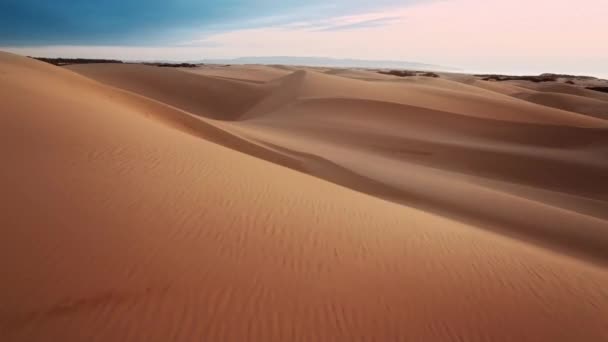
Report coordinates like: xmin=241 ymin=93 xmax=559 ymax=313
xmin=476 ymin=74 xmax=558 ymax=82
xmin=142 ymin=62 xmax=199 ymax=68
xmin=476 ymin=73 xmax=601 ymax=83
xmin=378 ymin=70 xmax=440 ymax=78
xmin=30 ymin=57 xmax=124 ymax=66
xmin=587 ymin=87 xmax=608 ymax=93
xmin=29 ymin=57 xmax=200 ymax=68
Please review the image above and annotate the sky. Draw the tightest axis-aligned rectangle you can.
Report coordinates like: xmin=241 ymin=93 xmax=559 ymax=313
xmin=1 ymin=0 xmax=607 ymax=77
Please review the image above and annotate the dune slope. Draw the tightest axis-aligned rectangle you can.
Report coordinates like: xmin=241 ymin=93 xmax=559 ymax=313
xmin=65 ymin=63 xmax=268 ymax=120
xmin=2 ymin=52 xmax=608 ymax=341
xmin=470 ymin=80 xmax=608 ymax=118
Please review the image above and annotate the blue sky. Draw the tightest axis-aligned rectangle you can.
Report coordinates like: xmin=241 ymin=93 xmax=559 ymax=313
xmin=0 ymin=0 xmax=423 ymax=45
xmin=1 ymin=0 xmax=607 ymax=77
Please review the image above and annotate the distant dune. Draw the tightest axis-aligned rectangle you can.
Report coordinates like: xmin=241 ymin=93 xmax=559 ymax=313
xmin=1 ymin=51 xmax=608 ymax=342
xmin=199 ymin=56 xmax=458 ymax=72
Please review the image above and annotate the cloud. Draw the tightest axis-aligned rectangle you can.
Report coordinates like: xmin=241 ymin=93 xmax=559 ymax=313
xmin=174 ymin=39 xmax=224 ymax=48
xmin=315 ymin=16 xmax=403 ymax=32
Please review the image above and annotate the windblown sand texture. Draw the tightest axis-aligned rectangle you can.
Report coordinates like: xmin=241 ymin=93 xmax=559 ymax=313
xmin=1 ymin=52 xmax=608 ymax=341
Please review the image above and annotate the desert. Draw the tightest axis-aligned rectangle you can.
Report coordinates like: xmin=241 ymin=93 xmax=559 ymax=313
xmin=1 ymin=51 xmax=607 ymax=341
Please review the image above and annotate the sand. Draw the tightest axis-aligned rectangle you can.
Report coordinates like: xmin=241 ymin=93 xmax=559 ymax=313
xmin=1 ymin=51 xmax=608 ymax=341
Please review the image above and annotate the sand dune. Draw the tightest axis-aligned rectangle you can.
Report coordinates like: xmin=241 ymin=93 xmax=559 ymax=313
xmin=2 ymin=51 xmax=608 ymax=341
xmin=183 ymin=64 xmax=292 ymax=83
xmin=513 ymin=92 xmax=608 ymax=119
xmin=66 ymin=63 xmax=268 ymax=120
xmin=508 ymin=80 xmax=608 ymax=101
xmin=263 ymin=70 xmax=606 ymax=126
xmin=471 ymin=80 xmax=608 ymax=118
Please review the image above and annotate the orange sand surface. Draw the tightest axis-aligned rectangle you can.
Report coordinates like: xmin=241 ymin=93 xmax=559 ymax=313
xmin=1 ymin=52 xmax=608 ymax=341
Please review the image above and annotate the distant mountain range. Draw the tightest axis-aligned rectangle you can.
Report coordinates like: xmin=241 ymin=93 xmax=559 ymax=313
xmin=194 ymin=56 xmax=458 ymax=72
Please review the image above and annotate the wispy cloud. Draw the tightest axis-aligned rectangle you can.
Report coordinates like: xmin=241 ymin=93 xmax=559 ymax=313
xmin=315 ymin=16 xmax=403 ymax=32
xmin=173 ymin=39 xmax=224 ymax=48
